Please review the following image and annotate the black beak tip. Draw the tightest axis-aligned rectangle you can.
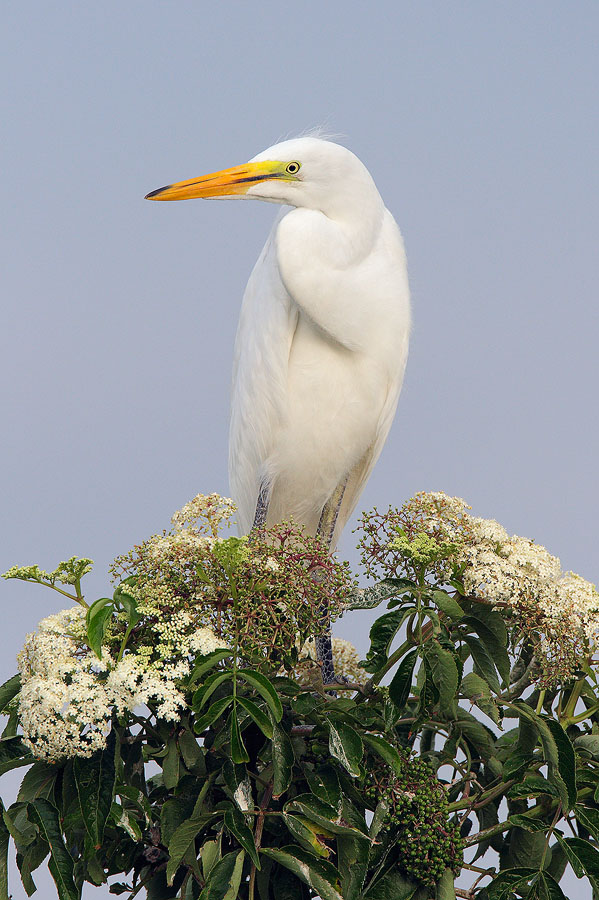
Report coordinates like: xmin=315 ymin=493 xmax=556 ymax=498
xmin=145 ymin=184 xmax=171 ymax=200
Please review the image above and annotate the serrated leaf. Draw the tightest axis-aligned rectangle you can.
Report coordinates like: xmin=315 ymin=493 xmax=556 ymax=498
xmin=555 ymin=835 xmax=599 ymax=890
xmin=201 ymin=837 xmax=221 ymax=881
xmin=194 ymin=696 xmax=235 ymax=734
xmin=485 ymin=868 xmax=538 ymax=900
xmin=224 ymin=805 xmax=260 ymax=868
xmin=424 ymin=641 xmax=458 ymax=709
xmin=73 ymin=730 xmax=116 ymax=848
xmin=345 ymin=579 xmax=414 ymax=610
xmin=463 ymin=635 xmax=500 ymax=693
xmin=508 ymin=813 xmax=549 ymax=832
xmin=528 ymin=871 xmax=568 ymax=900
xmin=261 ymin=846 xmax=343 ymax=900
xmin=432 ymin=591 xmax=464 ymax=621
xmin=0 ymin=737 xmax=33 ymax=776
xmin=236 ymin=696 xmax=273 ymax=739
xmin=507 ymin=775 xmax=560 ymax=800
xmin=327 ymin=721 xmax=362 ymax=777
xmin=388 ymin=648 xmax=418 ymax=710
xmin=272 ymin=723 xmax=294 ymax=798
xmin=575 ymin=805 xmax=599 ymax=842
xmin=235 ymin=670 xmax=283 ymax=722
xmin=110 ymin=803 xmax=142 ymax=842
xmin=17 ymin=761 xmax=58 ymax=802
xmin=27 ymin=799 xmax=78 ymax=900
xmin=540 ymin=715 xmax=576 ymax=811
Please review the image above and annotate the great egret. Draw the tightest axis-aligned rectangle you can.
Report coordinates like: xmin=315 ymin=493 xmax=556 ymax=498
xmin=146 ymin=137 xmax=411 ymax=680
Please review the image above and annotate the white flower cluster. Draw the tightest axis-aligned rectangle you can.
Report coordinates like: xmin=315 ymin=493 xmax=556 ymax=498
xmin=18 ymin=608 xmax=228 ymax=761
xmin=412 ymin=493 xmax=599 ymax=676
xmin=170 ymin=493 xmax=236 ymax=535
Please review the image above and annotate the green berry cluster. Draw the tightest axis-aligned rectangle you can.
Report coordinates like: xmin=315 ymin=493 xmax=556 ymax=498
xmin=363 ymin=752 xmax=463 ymax=887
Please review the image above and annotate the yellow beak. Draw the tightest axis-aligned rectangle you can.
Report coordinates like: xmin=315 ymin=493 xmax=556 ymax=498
xmin=145 ymin=160 xmax=289 ymax=201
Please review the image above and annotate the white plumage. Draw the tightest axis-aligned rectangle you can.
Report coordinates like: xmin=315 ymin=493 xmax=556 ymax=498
xmin=147 ymin=137 xmax=410 ymax=547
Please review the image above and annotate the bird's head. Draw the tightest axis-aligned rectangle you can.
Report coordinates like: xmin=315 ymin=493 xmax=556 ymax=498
xmin=145 ymin=137 xmax=379 ymax=217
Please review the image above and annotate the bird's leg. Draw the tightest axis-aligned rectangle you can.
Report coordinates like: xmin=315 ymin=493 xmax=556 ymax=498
xmin=252 ymin=481 xmax=271 ymax=531
xmin=314 ymin=477 xmax=348 ymax=686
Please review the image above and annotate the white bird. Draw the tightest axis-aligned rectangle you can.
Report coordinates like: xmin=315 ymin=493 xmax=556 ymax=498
xmin=146 ymin=137 xmax=411 ymax=678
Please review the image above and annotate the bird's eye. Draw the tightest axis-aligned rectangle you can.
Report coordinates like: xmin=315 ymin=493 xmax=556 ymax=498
xmin=286 ymin=161 xmax=301 ymax=175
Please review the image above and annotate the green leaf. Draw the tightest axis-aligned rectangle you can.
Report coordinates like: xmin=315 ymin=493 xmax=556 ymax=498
xmin=461 ymin=671 xmax=491 ymax=702
xmin=236 ymin=696 xmax=273 ymax=739
xmin=303 ymin=766 xmax=341 ymax=806
xmin=432 ymin=591 xmax=464 ymax=621
xmin=362 ymin=734 xmax=403 ymax=777
xmin=463 ymin=635 xmax=500 ymax=693
xmin=283 ymin=814 xmax=333 ymax=857
xmin=167 ymin=815 xmax=212 ymax=886
xmin=327 ymin=721 xmax=363 ymax=777
xmin=224 ymin=805 xmax=260 ymax=868
xmin=27 ymin=799 xmax=78 ymax=900
xmin=0 ymin=674 xmax=21 ymax=713
xmin=200 ymin=849 xmax=245 ymax=900
xmin=337 ymin=827 xmax=370 ymax=900
xmin=73 ymin=730 xmax=116 ymax=849
xmin=222 ymin=760 xmax=253 ymax=811
xmin=436 ymin=867 xmax=456 ymax=900
xmin=539 ymin=715 xmax=577 ymax=811
xmin=194 ymin=695 xmax=235 ymax=734
xmin=485 ymin=868 xmax=538 ymax=900
xmin=110 ymin=803 xmax=142 ymax=842
xmin=364 ymin=609 xmax=409 ymax=672
xmin=508 ymin=813 xmax=549 ymax=832
xmin=575 ymin=805 xmax=599 ymax=842
xmin=345 ymin=579 xmax=414 ymax=610
xmin=423 ymin=640 xmax=458 ymax=709
xmin=388 ymin=648 xmax=418 ymax=710
xmin=574 ymin=734 xmax=599 ymax=760
xmin=502 ymin=749 xmax=537 ymax=780
xmin=235 ymin=670 xmax=283 ymax=722
xmin=285 ymin=795 xmax=369 ymax=839
xmin=362 ymin=867 xmax=421 ymax=900
xmin=189 ymin=649 xmax=232 ymax=686
xmin=464 ymin=608 xmax=510 ymax=685
xmin=85 ymin=597 xmax=113 ymax=658
xmin=272 ymin=723 xmax=294 ymax=798
xmin=192 ymin=672 xmax=232 ymax=713
xmin=201 ymin=837 xmax=221 ymax=881
xmin=507 ymin=775 xmax=560 ymax=800
xmin=0 ymin=800 xmax=9 ymax=900
xmin=261 ymin=846 xmax=343 ymax=900
xmin=178 ymin=726 xmax=205 ymax=773
xmin=503 ymin=702 xmax=572 ymax=811
xmin=0 ymin=737 xmax=33 ymax=776
xmin=528 ymin=871 xmax=568 ymax=900
xmin=230 ymin=708 xmax=250 ymax=764
xmin=17 ymin=761 xmax=58 ymax=802
xmin=555 ymin=836 xmax=599 ymax=891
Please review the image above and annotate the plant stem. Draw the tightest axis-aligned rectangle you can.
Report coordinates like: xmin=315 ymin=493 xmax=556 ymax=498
xmin=248 ymin=781 xmax=274 ymax=900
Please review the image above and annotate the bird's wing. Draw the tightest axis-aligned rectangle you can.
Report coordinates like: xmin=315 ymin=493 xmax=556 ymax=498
xmin=229 ymin=222 xmax=298 ymax=533
xmin=333 ymin=333 xmax=409 ymax=547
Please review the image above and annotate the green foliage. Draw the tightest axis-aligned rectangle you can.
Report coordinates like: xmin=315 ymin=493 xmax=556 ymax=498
xmin=2 ymin=491 xmax=599 ymax=899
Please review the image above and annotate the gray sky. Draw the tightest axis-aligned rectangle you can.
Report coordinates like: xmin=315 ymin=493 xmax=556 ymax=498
xmin=2 ymin=2 xmax=598 ymax=897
